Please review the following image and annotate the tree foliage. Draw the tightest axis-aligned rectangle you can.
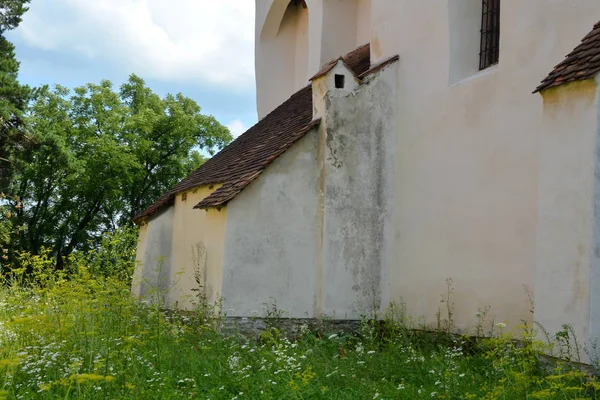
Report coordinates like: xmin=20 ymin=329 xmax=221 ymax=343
xmin=5 ymin=75 xmax=231 ymax=268
xmin=0 ymin=0 xmax=30 ymax=33
xmin=0 ymin=0 xmax=31 ymax=187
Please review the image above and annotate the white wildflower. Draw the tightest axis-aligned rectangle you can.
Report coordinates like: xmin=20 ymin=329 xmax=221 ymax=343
xmin=356 ymin=343 xmax=364 ymax=355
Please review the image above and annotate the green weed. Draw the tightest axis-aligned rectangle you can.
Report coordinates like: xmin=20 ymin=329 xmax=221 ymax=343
xmin=0 ymin=253 xmax=597 ymax=398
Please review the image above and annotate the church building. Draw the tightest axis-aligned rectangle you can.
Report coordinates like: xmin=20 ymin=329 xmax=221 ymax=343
xmin=132 ymin=0 xmax=600 ymax=352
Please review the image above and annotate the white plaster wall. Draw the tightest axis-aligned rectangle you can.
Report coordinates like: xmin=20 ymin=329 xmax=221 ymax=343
xmin=356 ymin=0 xmax=371 ymax=46
xmin=323 ymin=65 xmax=397 ymax=319
xmin=256 ymin=0 xmax=372 ymax=118
xmin=133 ymin=186 xmax=227 ymax=309
xmin=320 ymin=0 xmax=360 ymax=64
xmin=448 ymin=0 xmax=482 ymax=84
xmin=535 ymin=81 xmax=599 ymax=355
xmin=221 ymin=130 xmax=320 ymax=318
xmin=295 ymin=6 xmax=310 ymax=89
xmin=256 ymin=0 xmax=313 ymax=119
xmin=256 ymin=2 xmax=306 ymax=119
xmin=366 ymin=0 xmax=600 ymax=331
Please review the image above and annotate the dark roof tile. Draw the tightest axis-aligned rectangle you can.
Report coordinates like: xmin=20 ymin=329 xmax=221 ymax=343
xmin=133 ymin=86 xmax=317 ymax=222
xmin=535 ymin=21 xmax=600 ymax=93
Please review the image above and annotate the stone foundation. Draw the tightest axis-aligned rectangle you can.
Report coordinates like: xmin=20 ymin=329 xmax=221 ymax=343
xmin=221 ymin=317 xmax=361 ymax=340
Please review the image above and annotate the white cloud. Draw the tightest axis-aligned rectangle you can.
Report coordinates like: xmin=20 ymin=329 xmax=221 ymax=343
xmin=14 ymin=0 xmax=255 ymax=88
xmin=227 ymin=119 xmax=247 ymax=138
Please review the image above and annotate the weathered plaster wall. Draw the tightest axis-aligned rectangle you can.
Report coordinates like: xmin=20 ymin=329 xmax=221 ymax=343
xmin=221 ymin=130 xmax=320 ymax=318
xmin=133 ymin=185 xmax=226 ymax=309
xmin=168 ymin=186 xmax=226 ymax=309
xmin=535 ymin=80 xmax=599 ymax=353
xmin=131 ymin=222 xmax=148 ymax=298
xmin=133 ymin=1 xmax=600 ymax=336
xmin=366 ymin=0 xmax=600 ymax=331
xmin=204 ymin=208 xmax=228 ymax=307
xmin=316 ymin=63 xmax=397 ymax=319
xmin=593 ymin=76 xmax=600 ymax=349
xmin=132 ymin=207 xmax=174 ymax=301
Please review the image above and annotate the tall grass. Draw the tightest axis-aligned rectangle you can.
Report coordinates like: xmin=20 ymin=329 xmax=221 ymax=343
xmin=0 ymin=250 xmax=598 ymax=398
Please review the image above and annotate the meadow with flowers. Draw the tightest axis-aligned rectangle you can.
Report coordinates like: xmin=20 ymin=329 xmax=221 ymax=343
xmin=0 ymin=228 xmax=598 ymax=399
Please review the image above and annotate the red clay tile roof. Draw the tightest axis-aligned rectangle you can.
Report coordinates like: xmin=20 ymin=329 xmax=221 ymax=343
xmin=133 ymin=43 xmax=375 ymax=223
xmin=194 ymin=88 xmax=319 ymax=210
xmin=132 ymin=86 xmax=318 ymax=222
xmin=534 ymin=21 xmax=600 ymax=93
xmin=310 ymin=43 xmax=371 ymax=81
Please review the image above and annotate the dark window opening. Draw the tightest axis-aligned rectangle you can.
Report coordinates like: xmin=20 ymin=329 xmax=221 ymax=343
xmin=292 ymin=0 xmax=308 ymax=9
xmin=479 ymin=0 xmax=500 ymax=70
xmin=335 ymin=74 xmax=345 ymax=89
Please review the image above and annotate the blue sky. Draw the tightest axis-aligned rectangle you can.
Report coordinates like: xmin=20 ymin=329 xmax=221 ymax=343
xmin=6 ymin=0 xmax=258 ymax=138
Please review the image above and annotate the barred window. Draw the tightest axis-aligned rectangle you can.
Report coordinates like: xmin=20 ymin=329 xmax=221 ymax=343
xmin=479 ymin=0 xmax=500 ymax=70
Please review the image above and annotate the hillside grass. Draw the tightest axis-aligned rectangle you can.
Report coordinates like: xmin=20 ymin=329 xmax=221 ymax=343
xmin=0 ymin=258 xmax=598 ymax=399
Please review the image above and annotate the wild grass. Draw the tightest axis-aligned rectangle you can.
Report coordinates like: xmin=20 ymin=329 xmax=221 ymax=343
xmin=0 ymin=254 xmax=599 ymax=399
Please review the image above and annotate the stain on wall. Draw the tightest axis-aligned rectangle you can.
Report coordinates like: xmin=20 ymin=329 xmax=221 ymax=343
xmin=321 ymin=64 xmax=397 ymax=318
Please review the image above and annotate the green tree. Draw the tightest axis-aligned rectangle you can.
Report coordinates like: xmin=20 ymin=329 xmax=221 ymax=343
xmin=0 ymin=0 xmax=31 ymax=187
xmin=7 ymin=75 xmax=231 ymax=269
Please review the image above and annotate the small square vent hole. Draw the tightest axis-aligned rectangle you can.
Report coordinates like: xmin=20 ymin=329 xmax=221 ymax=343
xmin=334 ymin=74 xmax=345 ymax=89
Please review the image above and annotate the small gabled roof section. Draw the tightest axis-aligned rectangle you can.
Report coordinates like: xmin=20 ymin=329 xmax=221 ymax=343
xmin=310 ymin=43 xmax=371 ymax=81
xmin=534 ymin=21 xmax=600 ymax=93
xmin=133 ymin=42 xmax=375 ymax=223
